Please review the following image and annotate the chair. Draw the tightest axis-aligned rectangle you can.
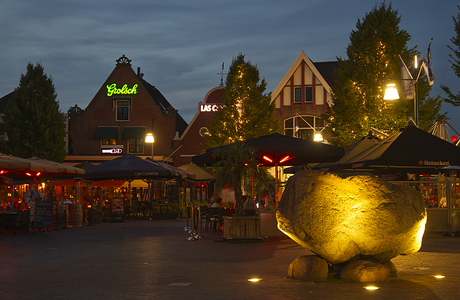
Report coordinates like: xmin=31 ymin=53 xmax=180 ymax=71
xmin=19 ymin=209 xmax=31 ymax=234
xmin=199 ymin=206 xmax=208 ymax=229
xmin=206 ymin=207 xmax=217 ymax=232
xmin=214 ymin=207 xmax=226 ymax=234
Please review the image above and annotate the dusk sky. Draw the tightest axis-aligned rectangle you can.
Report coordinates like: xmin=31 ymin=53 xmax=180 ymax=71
xmin=1 ymin=0 xmax=459 ymax=132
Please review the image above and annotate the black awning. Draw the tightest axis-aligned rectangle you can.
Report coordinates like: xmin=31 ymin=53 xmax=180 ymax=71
xmin=95 ymin=127 xmax=118 ymax=140
xmin=122 ymin=127 xmax=146 ymax=140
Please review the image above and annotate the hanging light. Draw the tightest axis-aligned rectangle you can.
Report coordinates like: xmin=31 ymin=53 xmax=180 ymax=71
xmin=383 ymin=83 xmax=399 ymax=100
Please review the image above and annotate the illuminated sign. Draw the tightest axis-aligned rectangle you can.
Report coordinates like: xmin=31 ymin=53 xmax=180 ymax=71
xmin=106 ymin=83 xmax=138 ymax=97
xmin=199 ymin=103 xmax=224 ymax=112
xmin=418 ymin=160 xmax=450 ymax=166
xmin=101 ymin=148 xmax=123 ymax=154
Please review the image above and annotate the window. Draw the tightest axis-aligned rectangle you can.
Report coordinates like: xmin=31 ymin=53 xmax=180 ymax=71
xmin=294 ymin=87 xmax=313 ymax=103
xmin=102 ymin=139 xmax=117 ymax=145
xmin=284 ymin=116 xmax=325 ymax=141
xmin=305 ymin=87 xmax=313 ymax=102
xmin=116 ymin=100 xmax=130 ymax=121
xmin=129 ymin=139 xmax=144 ymax=154
xmin=294 ymin=88 xmax=301 ymax=103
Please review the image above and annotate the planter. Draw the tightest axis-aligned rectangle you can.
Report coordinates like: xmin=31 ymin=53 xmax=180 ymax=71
xmin=222 ymin=216 xmax=262 ymax=242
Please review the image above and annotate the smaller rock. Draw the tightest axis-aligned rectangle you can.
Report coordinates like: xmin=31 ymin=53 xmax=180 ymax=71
xmin=384 ymin=261 xmax=398 ymax=278
xmin=339 ymin=260 xmax=391 ymax=282
xmin=288 ymin=255 xmax=328 ymax=282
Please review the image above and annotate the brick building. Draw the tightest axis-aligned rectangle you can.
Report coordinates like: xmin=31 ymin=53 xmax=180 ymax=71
xmin=66 ymin=55 xmax=187 ymax=164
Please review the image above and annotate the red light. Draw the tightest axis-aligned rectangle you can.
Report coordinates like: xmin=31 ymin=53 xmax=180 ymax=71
xmin=0 ymin=170 xmax=7 ymax=175
xmin=36 ymin=172 xmax=41 ymax=177
xmin=26 ymin=172 xmax=32 ymax=177
xmin=263 ymin=156 xmax=273 ymax=163
xmin=279 ymin=156 xmax=291 ymax=163
xmin=452 ymin=136 xmax=458 ymax=143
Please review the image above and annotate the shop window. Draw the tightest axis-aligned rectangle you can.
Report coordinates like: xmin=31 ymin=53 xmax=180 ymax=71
xmin=129 ymin=139 xmax=144 ymax=154
xmin=116 ymin=100 xmax=130 ymax=121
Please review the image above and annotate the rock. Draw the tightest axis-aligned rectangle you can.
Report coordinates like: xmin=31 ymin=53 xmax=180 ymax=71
xmin=339 ymin=260 xmax=391 ymax=282
xmin=277 ymin=170 xmax=426 ymax=265
xmin=288 ymin=255 xmax=328 ymax=282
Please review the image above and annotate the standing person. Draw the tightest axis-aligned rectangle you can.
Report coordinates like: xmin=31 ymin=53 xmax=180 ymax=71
xmin=208 ymin=196 xmax=216 ymax=207
xmin=23 ymin=183 xmax=41 ymax=225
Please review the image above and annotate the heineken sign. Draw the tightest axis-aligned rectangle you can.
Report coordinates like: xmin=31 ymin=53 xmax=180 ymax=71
xmin=107 ymin=83 xmax=138 ymax=96
xmin=418 ymin=160 xmax=450 ymax=166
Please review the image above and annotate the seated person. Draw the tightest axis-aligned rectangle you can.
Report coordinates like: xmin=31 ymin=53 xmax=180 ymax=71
xmin=243 ymin=196 xmax=257 ymax=216
xmin=208 ymin=196 xmax=216 ymax=207
xmin=211 ymin=197 xmax=224 ymax=208
xmin=262 ymin=196 xmax=276 ymax=211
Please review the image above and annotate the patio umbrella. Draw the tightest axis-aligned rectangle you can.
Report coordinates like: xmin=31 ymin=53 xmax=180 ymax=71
xmin=84 ymin=154 xmax=195 ymax=205
xmin=203 ymin=132 xmax=345 ymax=181
xmin=339 ymin=124 xmax=460 ymax=173
xmin=26 ymin=156 xmax=85 ymax=175
xmin=311 ymin=130 xmax=381 ymax=172
xmin=84 ymin=154 xmax=186 ymax=181
xmin=178 ymin=162 xmax=216 ymax=182
xmin=0 ymin=153 xmax=31 ymax=171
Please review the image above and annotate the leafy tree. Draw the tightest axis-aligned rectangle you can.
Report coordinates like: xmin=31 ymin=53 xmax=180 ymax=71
xmin=324 ymin=2 xmax=447 ymax=147
xmin=441 ymin=6 xmax=460 ymax=106
xmin=203 ymin=53 xmax=279 ymax=149
xmin=212 ymin=142 xmax=260 ymax=216
xmin=4 ymin=62 xmax=66 ymax=162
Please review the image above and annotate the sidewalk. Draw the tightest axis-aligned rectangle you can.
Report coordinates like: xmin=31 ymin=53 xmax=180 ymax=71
xmin=1 ymin=219 xmax=459 ymax=300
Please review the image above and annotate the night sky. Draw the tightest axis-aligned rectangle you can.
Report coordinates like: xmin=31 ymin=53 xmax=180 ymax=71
xmin=1 ymin=0 xmax=459 ymax=132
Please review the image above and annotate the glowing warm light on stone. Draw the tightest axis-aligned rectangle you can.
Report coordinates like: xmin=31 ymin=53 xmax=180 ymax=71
xmin=365 ymin=286 xmax=379 ymax=290
xmin=248 ymin=278 xmax=261 ymax=282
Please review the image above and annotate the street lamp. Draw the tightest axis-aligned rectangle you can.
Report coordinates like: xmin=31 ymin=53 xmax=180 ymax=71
xmin=145 ymin=133 xmax=155 ymax=204
xmin=145 ymin=133 xmax=154 ymax=160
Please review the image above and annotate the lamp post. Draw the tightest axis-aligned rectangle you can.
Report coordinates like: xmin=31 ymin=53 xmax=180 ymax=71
xmin=145 ymin=133 xmax=155 ymax=204
xmin=383 ymin=55 xmax=423 ymax=127
xmin=145 ymin=133 xmax=154 ymax=160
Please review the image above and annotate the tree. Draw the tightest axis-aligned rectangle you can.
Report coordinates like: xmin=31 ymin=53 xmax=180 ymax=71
xmin=441 ymin=6 xmax=460 ymax=106
xmin=203 ymin=53 xmax=279 ymax=149
xmin=323 ymin=2 xmax=447 ymax=147
xmin=4 ymin=62 xmax=66 ymax=162
xmin=212 ymin=142 xmax=259 ymax=216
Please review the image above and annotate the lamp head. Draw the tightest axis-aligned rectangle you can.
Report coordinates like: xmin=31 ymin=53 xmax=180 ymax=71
xmin=383 ymin=83 xmax=399 ymax=100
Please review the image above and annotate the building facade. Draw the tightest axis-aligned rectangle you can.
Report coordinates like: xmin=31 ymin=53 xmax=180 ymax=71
xmin=271 ymin=51 xmax=338 ymax=142
xmin=66 ymin=55 xmax=187 ymax=164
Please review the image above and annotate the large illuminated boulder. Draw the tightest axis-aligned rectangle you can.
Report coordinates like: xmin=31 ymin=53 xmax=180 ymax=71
xmin=277 ymin=170 xmax=426 ymax=265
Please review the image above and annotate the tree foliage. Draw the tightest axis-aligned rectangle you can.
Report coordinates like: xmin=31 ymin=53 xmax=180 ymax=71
xmin=203 ymin=53 xmax=279 ymax=149
xmin=4 ymin=62 xmax=66 ymax=162
xmin=323 ymin=2 xmax=447 ymax=147
xmin=441 ymin=5 xmax=460 ymax=106
xmin=212 ymin=142 xmax=260 ymax=216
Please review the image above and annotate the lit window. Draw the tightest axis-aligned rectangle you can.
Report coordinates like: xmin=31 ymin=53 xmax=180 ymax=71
xmin=285 ymin=116 xmax=325 ymax=141
xmin=129 ymin=139 xmax=144 ymax=154
xmin=102 ymin=139 xmax=117 ymax=145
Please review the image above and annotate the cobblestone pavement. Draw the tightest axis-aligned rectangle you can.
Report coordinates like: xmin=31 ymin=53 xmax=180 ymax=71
xmin=1 ymin=219 xmax=459 ymax=300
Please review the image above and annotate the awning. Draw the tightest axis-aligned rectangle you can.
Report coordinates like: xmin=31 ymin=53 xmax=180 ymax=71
xmin=95 ymin=127 xmax=118 ymax=140
xmin=123 ymin=127 xmax=146 ymax=140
